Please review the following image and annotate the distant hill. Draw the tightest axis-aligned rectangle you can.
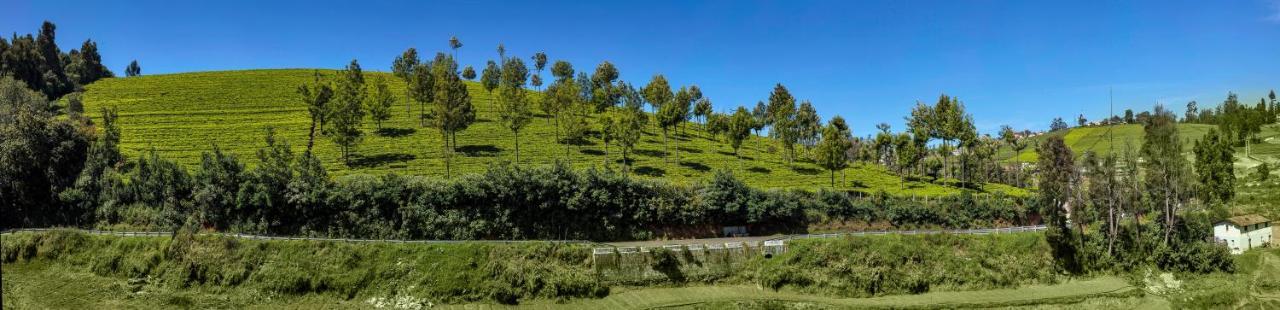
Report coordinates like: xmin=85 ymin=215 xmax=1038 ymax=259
xmin=82 ymin=69 xmax=1025 ymax=196
xmin=999 ymin=123 xmax=1218 ymax=163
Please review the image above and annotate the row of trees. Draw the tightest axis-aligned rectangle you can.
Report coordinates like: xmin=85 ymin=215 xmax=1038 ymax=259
xmin=2 ymin=70 xmax=1035 ymax=235
xmin=1184 ymin=92 xmax=1277 ymax=155
xmin=1039 ymin=104 xmax=1234 ymax=274
xmin=0 ymin=21 xmax=115 ymax=100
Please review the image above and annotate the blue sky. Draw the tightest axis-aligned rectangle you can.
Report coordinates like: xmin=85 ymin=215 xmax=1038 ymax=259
xmin=5 ymin=0 xmax=1280 ymax=136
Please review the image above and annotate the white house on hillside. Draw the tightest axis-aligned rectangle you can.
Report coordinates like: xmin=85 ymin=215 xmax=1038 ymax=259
xmin=1213 ymin=214 xmax=1272 ymax=254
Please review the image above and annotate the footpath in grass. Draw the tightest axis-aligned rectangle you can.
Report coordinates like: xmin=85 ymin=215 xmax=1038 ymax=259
xmin=440 ymin=277 xmax=1136 ymax=309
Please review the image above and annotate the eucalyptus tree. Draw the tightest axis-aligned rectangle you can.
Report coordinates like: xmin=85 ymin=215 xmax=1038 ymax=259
xmin=796 ymin=100 xmax=822 ymax=154
xmin=449 ymin=36 xmax=462 ymax=58
xmin=660 ymin=86 xmax=691 ymax=163
xmin=330 ymin=60 xmax=367 ymax=165
xmin=643 ymin=75 xmax=674 ymax=160
xmin=496 ymin=43 xmax=506 ymax=62
xmin=815 ymin=116 xmax=853 ymax=187
xmin=1193 ymin=128 xmax=1235 ymax=205
xmin=694 ymin=98 xmax=712 ymax=125
xmin=408 ymin=62 xmax=435 ymax=126
xmin=461 ymin=65 xmax=476 ymax=80
xmin=125 ymin=60 xmax=141 ymax=77
xmin=391 ymin=47 xmax=420 ymax=113
xmin=430 ymin=55 xmax=475 ymax=178
xmin=368 ymin=76 xmax=395 ymax=130
xmin=531 ymin=52 xmax=548 ymax=90
xmin=590 ymin=61 xmax=621 ymax=112
xmin=1140 ymin=105 xmax=1189 ymax=245
xmin=767 ymin=84 xmax=799 ymax=166
xmin=727 ymin=106 xmax=754 ymax=168
xmin=609 ymin=105 xmax=646 ymax=175
xmin=296 ymin=71 xmax=333 ymax=155
xmin=480 ymin=60 xmax=501 ymax=100
xmin=498 ymin=57 xmax=532 ymax=163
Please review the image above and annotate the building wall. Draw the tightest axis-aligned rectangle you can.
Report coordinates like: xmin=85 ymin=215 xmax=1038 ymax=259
xmin=1215 ymin=222 xmax=1273 ymax=254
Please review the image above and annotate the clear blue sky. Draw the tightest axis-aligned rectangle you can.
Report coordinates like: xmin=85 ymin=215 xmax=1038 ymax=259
xmin=6 ymin=0 xmax=1280 ymax=135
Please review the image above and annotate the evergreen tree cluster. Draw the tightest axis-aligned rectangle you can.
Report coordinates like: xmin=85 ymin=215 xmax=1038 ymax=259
xmin=1 ymin=21 xmax=114 ymax=100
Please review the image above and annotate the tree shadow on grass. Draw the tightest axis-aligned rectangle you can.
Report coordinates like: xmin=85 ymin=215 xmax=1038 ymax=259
xmin=580 ymin=149 xmax=605 ymax=156
xmin=635 ymin=149 xmax=667 ymax=158
xmin=715 ymin=150 xmax=755 ymax=161
xmin=635 ymin=166 xmax=666 ymax=177
xmin=792 ymin=166 xmax=823 ymax=175
xmin=375 ymin=127 xmax=416 ymax=138
xmin=679 ymin=161 xmax=712 ymax=172
xmin=457 ymin=144 xmax=503 ymax=157
xmin=747 ymin=166 xmax=771 ymax=174
xmin=677 ymin=146 xmax=703 ymax=154
xmin=349 ymin=153 xmax=416 ymax=168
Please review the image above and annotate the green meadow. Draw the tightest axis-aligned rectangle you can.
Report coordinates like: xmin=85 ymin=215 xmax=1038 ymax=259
xmin=82 ymin=69 xmax=1025 ymax=196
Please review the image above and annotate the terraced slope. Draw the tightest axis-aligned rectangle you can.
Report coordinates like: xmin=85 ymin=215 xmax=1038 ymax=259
xmin=1000 ymin=123 xmax=1217 ymax=163
xmin=82 ymin=69 xmax=1024 ymax=195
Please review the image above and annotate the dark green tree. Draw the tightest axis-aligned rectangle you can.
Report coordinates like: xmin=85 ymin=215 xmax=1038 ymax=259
xmin=767 ymin=84 xmax=799 ymax=166
xmin=1037 ymin=135 xmax=1081 ymax=273
xmin=1193 ymin=128 xmax=1234 ymax=205
xmin=391 ymin=47 xmax=420 ymax=113
xmin=461 ymin=65 xmax=476 ymax=80
xmin=330 ymin=60 xmax=367 ymax=165
xmin=727 ymin=106 xmax=754 ymax=167
xmin=368 ymin=76 xmax=395 ymax=129
xmin=815 ymin=116 xmax=852 ymax=187
xmin=296 ymin=71 xmax=333 ymax=154
xmin=1141 ymin=104 xmax=1190 ymax=245
xmin=125 ymin=60 xmax=141 ymax=77
xmin=430 ymin=55 xmax=474 ymax=178
xmin=498 ymin=57 xmax=532 ymax=163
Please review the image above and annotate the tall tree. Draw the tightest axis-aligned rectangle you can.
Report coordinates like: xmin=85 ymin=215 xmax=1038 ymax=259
xmin=609 ymin=105 xmax=645 ymax=175
xmin=391 ymin=47 xmax=420 ymax=113
xmin=449 ymin=36 xmax=462 ymax=59
xmin=531 ymin=52 xmax=547 ymax=90
xmin=1037 ymin=135 xmax=1081 ymax=273
xmin=330 ymin=60 xmax=367 ymax=165
xmin=643 ymin=75 xmax=674 ymax=160
xmin=408 ymin=62 xmax=435 ymax=127
xmin=694 ymin=98 xmax=712 ymax=125
xmin=480 ymin=60 xmax=501 ymax=98
xmin=461 ymin=65 xmax=476 ymax=80
xmin=296 ymin=71 xmax=333 ymax=155
xmin=1193 ymin=128 xmax=1235 ymax=205
xmin=430 ymin=55 xmax=474 ymax=178
xmin=767 ymin=84 xmax=799 ymax=166
xmin=661 ymin=86 xmax=691 ymax=163
xmin=795 ymin=100 xmax=822 ymax=154
xmin=590 ymin=61 xmax=621 ymax=112
xmin=815 ymin=116 xmax=852 ymax=187
xmin=125 ymin=60 xmax=141 ymax=77
xmin=368 ymin=76 xmax=394 ymax=130
xmin=496 ymin=43 xmax=506 ymax=62
xmin=1184 ymin=101 xmax=1198 ymax=123
xmin=1141 ymin=104 xmax=1190 ymax=245
xmin=498 ymin=57 xmax=532 ymax=163
xmin=726 ymin=106 xmax=754 ymax=168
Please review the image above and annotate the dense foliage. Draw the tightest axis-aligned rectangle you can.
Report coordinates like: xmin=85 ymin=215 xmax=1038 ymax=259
xmin=0 ymin=21 xmax=114 ymax=99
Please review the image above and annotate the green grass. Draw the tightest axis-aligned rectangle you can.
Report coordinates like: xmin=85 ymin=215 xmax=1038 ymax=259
xmin=81 ymin=69 xmax=1025 ymax=196
xmin=999 ymin=123 xmax=1217 ymax=163
xmin=441 ymin=277 xmax=1137 ymax=309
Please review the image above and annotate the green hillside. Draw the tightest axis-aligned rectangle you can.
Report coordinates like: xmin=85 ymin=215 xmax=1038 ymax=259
xmin=82 ymin=69 xmax=1024 ymax=196
xmin=999 ymin=123 xmax=1218 ymax=163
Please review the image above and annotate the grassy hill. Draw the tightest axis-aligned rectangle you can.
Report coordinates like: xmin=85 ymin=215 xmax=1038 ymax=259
xmin=82 ymin=69 xmax=1024 ymax=196
xmin=998 ymin=123 xmax=1218 ymax=163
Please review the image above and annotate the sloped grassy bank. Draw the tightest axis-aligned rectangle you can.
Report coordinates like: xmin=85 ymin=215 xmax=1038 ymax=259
xmin=2 ymin=230 xmax=1060 ymax=307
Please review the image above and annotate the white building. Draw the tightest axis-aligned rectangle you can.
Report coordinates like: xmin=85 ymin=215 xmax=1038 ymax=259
xmin=1213 ymin=214 xmax=1272 ymax=254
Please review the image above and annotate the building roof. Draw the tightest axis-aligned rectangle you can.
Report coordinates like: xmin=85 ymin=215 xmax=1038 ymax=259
xmin=1220 ymin=214 xmax=1270 ymax=227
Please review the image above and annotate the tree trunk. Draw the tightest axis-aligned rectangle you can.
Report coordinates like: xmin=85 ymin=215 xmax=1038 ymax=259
xmin=514 ymin=130 xmax=520 ymax=164
xmin=306 ymin=115 xmax=318 ymax=155
xmin=662 ymin=128 xmax=669 ymax=164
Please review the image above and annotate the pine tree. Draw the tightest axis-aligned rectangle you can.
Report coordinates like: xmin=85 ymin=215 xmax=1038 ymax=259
xmin=330 ymin=60 xmax=367 ymax=165
xmin=498 ymin=57 xmax=531 ymax=163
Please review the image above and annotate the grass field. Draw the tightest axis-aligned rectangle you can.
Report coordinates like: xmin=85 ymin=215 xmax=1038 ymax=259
xmin=446 ymin=277 xmax=1136 ymax=309
xmin=998 ymin=123 xmax=1217 ymax=163
xmin=80 ymin=69 xmax=1024 ymax=195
